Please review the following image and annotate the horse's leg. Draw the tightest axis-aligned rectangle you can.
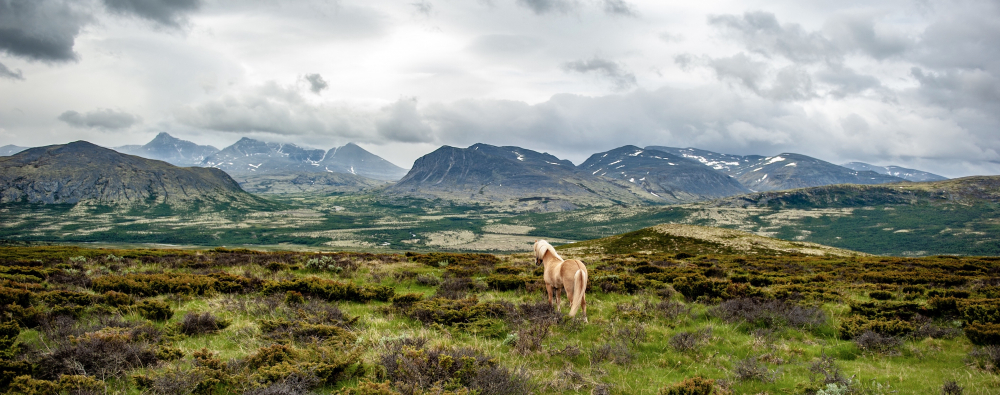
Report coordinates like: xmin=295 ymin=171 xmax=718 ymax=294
xmin=582 ymin=294 xmax=588 ymax=323
xmin=545 ymin=283 xmax=554 ymax=306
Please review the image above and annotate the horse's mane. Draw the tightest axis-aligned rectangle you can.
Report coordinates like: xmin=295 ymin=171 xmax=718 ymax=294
xmin=538 ymin=241 xmax=562 ymax=262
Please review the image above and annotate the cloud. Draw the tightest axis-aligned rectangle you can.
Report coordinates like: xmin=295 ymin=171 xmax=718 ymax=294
xmin=0 ymin=62 xmax=23 ymax=80
xmin=823 ymin=13 xmax=911 ymax=60
xmin=0 ymin=0 xmax=92 ymax=63
xmin=58 ymin=109 xmax=141 ymax=130
xmin=708 ymin=11 xmax=839 ymax=64
xmin=602 ymin=0 xmax=637 ymax=17
xmin=102 ymin=0 xmax=202 ymax=27
xmin=816 ymin=65 xmax=881 ymax=98
xmin=562 ymin=57 xmax=637 ymax=91
xmin=304 ymin=73 xmax=328 ymax=94
xmin=375 ymin=98 xmax=433 ymax=143
xmin=514 ymin=0 xmax=579 ymax=15
xmin=174 ymin=82 xmax=374 ymax=139
xmin=411 ymin=0 xmax=432 ymax=16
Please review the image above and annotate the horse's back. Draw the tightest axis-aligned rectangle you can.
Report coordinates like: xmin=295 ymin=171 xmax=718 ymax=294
xmin=559 ymin=259 xmax=587 ymax=279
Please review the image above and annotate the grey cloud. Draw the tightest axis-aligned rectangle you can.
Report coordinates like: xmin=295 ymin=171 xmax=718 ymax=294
xmin=911 ymin=67 xmax=1000 ymax=110
xmin=411 ymin=0 xmax=432 ymax=16
xmin=0 ymin=62 xmax=23 ymax=80
xmin=708 ymin=11 xmax=839 ymax=64
xmin=659 ymin=32 xmax=683 ymax=43
xmin=515 ymin=0 xmax=579 ymax=15
xmin=0 ymin=0 xmax=92 ymax=62
xmin=562 ymin=57 xmax=636 ymax=91
xmin=816 ymin=65 xmax=880 ymax=98
xmin=375 ymin=98 xmax=433 ymax=143
xmin=304 ymin=73 xmax=328 ymax=94
xmin=103 ymin=0 xmax=202 ymax=27
xmin=824 ymin=13 xmax=910 ymax=60
xmin=602 ymin=0 xmax=636 ymax=17
xmin=709 ymin=54 xmax=814 ymax=101
xmin=58 ymin=109 xmax=141 ymax=130
xmin=709 ymin=53 xmax=766 ymax=92
xmin=175 ymin=82 xmax=373 ymax=139
xmin=469 ymin=34 xmax=543 ymax=56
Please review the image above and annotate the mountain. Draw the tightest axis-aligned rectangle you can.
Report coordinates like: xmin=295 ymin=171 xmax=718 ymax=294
xmin=578 ymin=145 xmax=750 ymax=201
xmin=202 ymin=138 xmax=326 ymax=175
xmin=841 ymin=162 xmax=947 ymax=182
xmin=387 ymin=143 xmax=654 ymax=210
xmin=647 ymin=146 xmax=906 ymax=191
xmin=0 ymin=145 xmax=28 ymax=156
xmin=114 ymin=133 xmax=220 ymax=166
xmin=320 ymin=143 xmax=408 ymax=181
xmin=0 ymin=141 xmax=251 ymax=205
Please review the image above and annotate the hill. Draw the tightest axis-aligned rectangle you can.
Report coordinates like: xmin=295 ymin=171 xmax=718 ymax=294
xmin=387 ymin=143 xmax=654 ymax=210
xmin=0 ymin=145 xmax=27 ymax=156
xmin=841 ymin=161 xmax=948 ymax=182
xmin=559 ymin=223 xmax=864 ymax=257
xmin=578 ymin=145 xmax=750 ymax=201
xmin=114 ymin=132 xmax=220 ymax=166
xmin=0 ymin=141 xmax=253 ymax=205
xmin=648 ymin=146 xmax=907 ymax=191
xmin=320 ymin=143 xmax=408 ymax=181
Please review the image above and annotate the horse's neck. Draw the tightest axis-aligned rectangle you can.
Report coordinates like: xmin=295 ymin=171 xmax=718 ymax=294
xmin=541 ymin=254 xmax=563 ymax=270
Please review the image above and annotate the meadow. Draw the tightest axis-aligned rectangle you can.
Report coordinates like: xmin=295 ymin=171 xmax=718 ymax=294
xmin=0 ymin=235 xmax=998 ymax=394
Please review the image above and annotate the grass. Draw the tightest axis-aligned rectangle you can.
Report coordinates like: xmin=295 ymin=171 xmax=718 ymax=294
xmin=0 ymin=246 xmax=998 ymax=394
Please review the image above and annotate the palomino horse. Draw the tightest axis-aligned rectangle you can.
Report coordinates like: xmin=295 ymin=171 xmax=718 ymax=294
xmin=533 ymin=240 xmax=588 ymax=322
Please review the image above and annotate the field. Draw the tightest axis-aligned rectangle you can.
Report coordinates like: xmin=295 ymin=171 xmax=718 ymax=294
xmin=1 ymin=235 xmax=999 ymax=394
xmin=2 ymin=184 xmax=998 ymax=256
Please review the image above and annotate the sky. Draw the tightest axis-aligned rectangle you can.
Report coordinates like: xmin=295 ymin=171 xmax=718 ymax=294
xmin=1 ymin=0 xmax=999 ymax=177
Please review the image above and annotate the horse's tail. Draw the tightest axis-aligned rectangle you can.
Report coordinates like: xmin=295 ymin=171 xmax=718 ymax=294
xmin=569 ymin=268 xmax=588 ymax=317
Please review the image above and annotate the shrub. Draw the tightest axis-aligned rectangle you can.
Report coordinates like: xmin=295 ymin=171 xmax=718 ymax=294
xmin=247 ymin=344 xmax=298 ymax=370
xmin=669 ymin=328 xmax=711 ymax=353
xmin=967 ymin=345 xmax=1000 ymax=373
xmin=391 ymin=293 xmax=424 ymax=309
xmin=869 ymin=291 xmax=894 ymax=301
xmin=590 ymin=341 xmax=633 ymax=365
xmin=179 ymin=312 xmax=230 ymax=335
xmin=135 ymin=299 xmax=173 ymax=321
xmin=839 ymin=315 xmax=914 ymax=339
xmin=942 ymin=380 xmax=964 ymax=395
xmin=336 ymin=380 xmax=401 ymax=395
xmin=853 ymin=330 xmax=902 ymax=354
xmin=513 ymin=321 xmax=550 ymax=354
xmin=493 ymin=266 xmax=522 ymax=275
xmin=849 ymin=301 xmax=922 ymax=320
xmin=657 ymin=300 xmax=691 ymax=321
xmin=102 ymin=291 xmax=133 ymax=307
xmin=673 ymin=276 xmax=760 ymax=302
xmin=958 ymin=299 xmax=1000 ymax=324
xmin=658 ymin=377 xmax=719 ymax=395
xmin=33 ymin=327 xmax=160 ymax=379
xmin=592 ymin=274 xmax=644 ymax=294
xmin=484 ymin=274 xmax=527 ymax=291
xmin=964 ymin=322 xmax=1000 ymax=345
xmin=260 ymin=319 xmax=356 ymax=344
xmin=266 ymin=262 xmax=290 ymax=272
xmin=92 ymin=273 xmax=217 ymax=296
xmin=378 ymin=339 xmax=533 ymax=395
xmin=415 ymin=274 xmax=441 ymax=287
xmin=732 ymin=356 xmax=777 ymax=383
xmin=404 ymin=298 xmax=508 ymax=328
xmin=264 ymin=277 xmax=394 ymax=303
xmin=285 ymin=291 xmax=305 ymax=305
xmin=435 ymin=277 xmax=476 ymax=300
xmin=711 ymin=298 xmax=827 ymax=331
xmin=808 ymin=353 xmax=849 ymax=388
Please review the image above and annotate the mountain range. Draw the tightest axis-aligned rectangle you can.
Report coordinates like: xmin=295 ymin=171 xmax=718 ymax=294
xmin=0 ymin=141 xmax=251 ymax=205
xmin=841 ymin=162 xmax=947 ymax=182
xmin=114 ymin=132 xmax=220 ymax=166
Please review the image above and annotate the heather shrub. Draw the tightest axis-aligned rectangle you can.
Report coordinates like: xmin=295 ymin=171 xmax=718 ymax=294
xmin=484 ymin=274 xmax=527 ymax=291
xmin=942 ymin=380 xmax=964 ymax=395
xmin=390 ymin=293 xmax=424 ymax=309
xmin=378 ymin=338 xmax=533 ymax=395
xmin=260 ymin=319 xmax=356 ymax=344
xmin=135 ymin=299 xmax=173 ymax=321
xmin=967 ymin=345 xmax=1000 ymax=372
xmin=853 ymin=330 xmax=903 ymax=354
xmin=285 ymin=290 xmax=305 ymax=305
xmin=711 ymin=298 xmax=827 ymax=331
xmin=838 ymin=316 xmax=914 ymax=339
xmin=264 ymin=277 xmax=394 ymax=303
xmin=964 ymin=322 xmax=1000 ymax=345
xmin=869 ymin=291 xmax=894 ymax=301
xmin=669 ymin=328 xmax=712 ymax=353
xmin=415 ymin=274 xmax=441 ymax=287
xmin=101 ymin=291 xmax=133 ymax=307
xmin=591 ymin=341 xmax=633 ymax=365
xmin=434 ymin=277 xmax=476 ymax=299
xmin=404 ymin=297 xmax=508 ymax=328
xmin=657 ymin=376 xmax=719 ymax=395
xmin=657 ymin=300 xmax=691 ymax=321
xmin=179 ymin=312 xmax=230 ymax=335
xmin=732 ymin=355 xmax=777 ymax=383
xmin=33 ymin=327 xmax=160 ymax=379
xmin=91 ymin=273 xmax=218 ymax=296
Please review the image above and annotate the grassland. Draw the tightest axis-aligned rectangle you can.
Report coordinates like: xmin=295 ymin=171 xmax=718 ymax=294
xmin=0 ymin=236 xmax=998 ymax=394
xmin=2 ymin=175 xmax=999 ymax=256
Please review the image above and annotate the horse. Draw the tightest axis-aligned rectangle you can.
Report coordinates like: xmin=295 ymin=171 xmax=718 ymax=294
xmin=533 ymin=239 xmax=588 ymax=321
